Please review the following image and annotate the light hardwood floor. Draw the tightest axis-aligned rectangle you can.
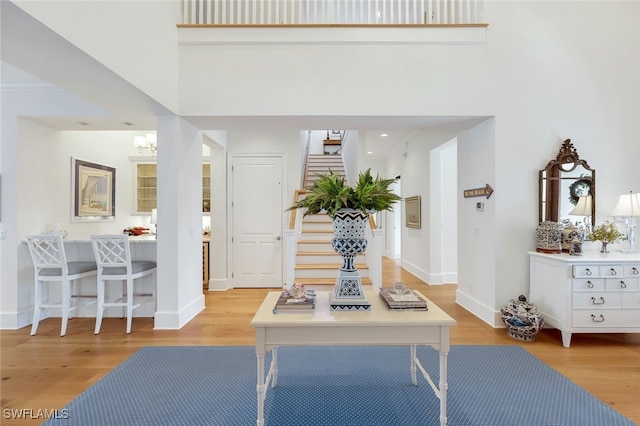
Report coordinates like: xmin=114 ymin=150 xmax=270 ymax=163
xmin=1 ymin=258 xmax=639 ymax=425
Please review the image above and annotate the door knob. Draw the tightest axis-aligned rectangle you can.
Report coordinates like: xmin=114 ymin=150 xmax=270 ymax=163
xmin=275 ymin=236 xmax=281 ymax=240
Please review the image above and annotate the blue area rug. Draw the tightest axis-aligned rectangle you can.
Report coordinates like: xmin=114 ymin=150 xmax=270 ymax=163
xmin=43 ymin=345 xmax=634 ymax=426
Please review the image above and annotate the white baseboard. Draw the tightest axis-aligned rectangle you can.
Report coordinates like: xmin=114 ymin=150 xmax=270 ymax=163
xmin=208 ymin=278 xmax=231 ymax=291
xmin=400 ymin=259 xmax=458 ymax=286
xmin=154 ymin=294 xmax=205 ymax=330
xmin=400 ymin=259 xmax=429 ymax=284
xmin=455 ymin=288 xmax=502 ymax=327
xmin=0 ymin=308 xmax=32 ymax=330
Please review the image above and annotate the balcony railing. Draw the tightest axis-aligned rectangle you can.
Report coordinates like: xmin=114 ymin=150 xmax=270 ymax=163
xmin=180 ymin=0 xmax=485 ymax=26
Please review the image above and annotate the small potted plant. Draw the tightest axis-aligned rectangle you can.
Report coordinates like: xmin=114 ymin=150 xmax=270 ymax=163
xmin=588 ymin=221 xmax=622 ymax=253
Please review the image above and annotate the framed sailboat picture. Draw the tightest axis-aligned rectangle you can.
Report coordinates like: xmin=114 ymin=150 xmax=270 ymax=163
xmin=71 ymin=158 xmax=116 ymax=221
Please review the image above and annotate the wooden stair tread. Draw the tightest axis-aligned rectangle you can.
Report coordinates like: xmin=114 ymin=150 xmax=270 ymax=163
xmin=301 ymin=229 xmax=334 ymax=233
xmin=298 ymin=239 xmax=332 ymax=244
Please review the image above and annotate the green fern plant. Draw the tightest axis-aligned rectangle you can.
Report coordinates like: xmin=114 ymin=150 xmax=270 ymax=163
xmin=287 ymin=168 xmax=401 ymax=218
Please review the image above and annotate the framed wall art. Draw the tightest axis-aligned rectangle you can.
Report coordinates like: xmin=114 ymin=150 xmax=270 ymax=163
xmin=405 ymin=195 xmax=421 ymax=229
xmin=71 ymin=158 xmax=116 ymax=221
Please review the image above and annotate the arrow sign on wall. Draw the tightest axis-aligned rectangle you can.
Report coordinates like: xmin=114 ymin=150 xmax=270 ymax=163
xmin=463 ymin=184 xmax=494 ymax=199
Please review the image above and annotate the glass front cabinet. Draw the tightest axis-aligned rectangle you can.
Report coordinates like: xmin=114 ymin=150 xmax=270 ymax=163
xmin=133 ymin=161 xmax=211 ymax=214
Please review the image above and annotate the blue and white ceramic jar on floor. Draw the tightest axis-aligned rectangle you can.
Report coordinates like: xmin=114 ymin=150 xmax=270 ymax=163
xmin=501 ymin=295 xmax=544 ymax=342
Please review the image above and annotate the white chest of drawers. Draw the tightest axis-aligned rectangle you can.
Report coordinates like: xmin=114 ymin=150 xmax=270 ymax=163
xmin=528 ymin=251 xmax=640 ymax=347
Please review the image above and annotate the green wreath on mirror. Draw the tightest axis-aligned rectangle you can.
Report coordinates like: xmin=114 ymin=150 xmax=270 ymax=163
xmin=568 ymin=176 xmax=592 ymax=206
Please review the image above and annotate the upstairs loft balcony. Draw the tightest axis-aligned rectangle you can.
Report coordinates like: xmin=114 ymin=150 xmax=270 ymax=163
xmin=178 ymin=0 xmax=488 ymax=45
xmin=179 ymin=0 xmax=487 ymax=26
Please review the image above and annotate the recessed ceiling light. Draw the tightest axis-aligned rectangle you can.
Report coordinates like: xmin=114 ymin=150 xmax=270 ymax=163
xmin=367 ymin=151 xmax=373 ymax=154
xmin=380 ymin=133 xmax=388 ymax=137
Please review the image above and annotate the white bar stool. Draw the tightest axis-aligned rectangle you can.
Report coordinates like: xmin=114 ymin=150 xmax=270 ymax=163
xmin=25 ymin=235 xmax=97 ymax=336
xmin=90 ymin=234 xmax=156 ymax=333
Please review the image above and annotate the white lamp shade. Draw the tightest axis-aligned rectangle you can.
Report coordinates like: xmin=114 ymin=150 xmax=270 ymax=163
xmin=150 ymin=208 xmax=158 ymax=224
xmin=610 ymin=192 xmax=640 ymax=217
xmin=569 ymin=195 xmax=593 ymax=216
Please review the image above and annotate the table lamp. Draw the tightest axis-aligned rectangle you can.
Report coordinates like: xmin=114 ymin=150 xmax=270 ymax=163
xmin=610 ymin=191 xmax=640 ymax=252
xmin=569 ymin=195 xmax=593 ymax=233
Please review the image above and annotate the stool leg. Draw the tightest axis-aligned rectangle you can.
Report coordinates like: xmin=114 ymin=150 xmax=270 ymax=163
xmin=121 ymin=280 xmax=126 ymax=319
xmin=30 ymin=279 xmax=42 ymax=336
xmin=94 ymin=279 xmax=105 ymax=334
xmin=126 ymin=277 xmax=133 ymax=333
xmin=60 ymin=278 xmax=71 ymax=336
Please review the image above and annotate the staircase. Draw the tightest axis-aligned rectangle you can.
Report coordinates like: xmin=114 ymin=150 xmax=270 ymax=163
xmin=304 ymin=154 xmax=345 ymax=187
xmin=294 ymin=153 xmax=372 ymax=291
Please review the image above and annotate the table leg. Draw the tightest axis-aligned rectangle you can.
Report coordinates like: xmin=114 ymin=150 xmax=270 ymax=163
xmin=256 ymin=351 xmax=265 ymax=426
xmin=271 ymin=347 xmax=278 ymax=388
xmin=410 ymin=344 xmax=417 ymax=386
xmin=439 ymin=348 xmax=449 ymax=426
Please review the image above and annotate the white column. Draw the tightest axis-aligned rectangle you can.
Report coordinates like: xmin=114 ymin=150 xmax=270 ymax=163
xmin=0 ymin=101 xmax=20 ymax=329
xmin=207 ymin=134 xmax=230 ymax=290
xmin=154 ymin=115 xmax=205 ymax=329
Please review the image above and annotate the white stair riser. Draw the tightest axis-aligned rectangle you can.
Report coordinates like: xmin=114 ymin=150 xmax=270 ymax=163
xmin=301 ymin=225 xmax=333 ymax=232
xmin=302 ymin=216 xmax=333 ymax=224
xmin=297 ymin=242 xmax=334 ymax=251
xmin=307 ymin=163 xmax=344 ymax=168
xmin=306 ymin=171 xmax=344 ymax=176
xmin=299 ymin=232 xmax=334 ymax=240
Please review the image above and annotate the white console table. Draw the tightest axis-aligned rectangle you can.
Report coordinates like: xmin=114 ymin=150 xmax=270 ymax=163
xmin=251 ymin=290 xmax=456 ymax=426
xmin=529 ymin=251 xmax=640 ymax=348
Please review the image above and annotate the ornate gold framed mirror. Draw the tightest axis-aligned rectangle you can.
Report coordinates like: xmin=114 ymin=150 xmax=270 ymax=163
xmin=539 ymin=139 xmax=596 ymax=229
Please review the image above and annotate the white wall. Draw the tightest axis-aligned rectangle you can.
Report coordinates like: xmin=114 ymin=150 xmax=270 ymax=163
xmin=154 ymin=116 xmax=205 ymax=329
xmin=0 ymin=84 xmax=116 ymax=328
xmin=222 ymin=129 xmax=301 ymax=288
xmin=430 ymin=139 xmax=458 ymax=283
xmin=456 ymin=120 xmax=497 ymax=325
xmin=308 ymin=130 xmax=326 ymax=156
xmin=341 ymin=130 xmax=360 ymax=185
xmin=18 ymin=127 xmax=156 ymax=240
xmin=400 ymin=134 xmax=432 ymax=279
xmin=12 ymin=0 xmax=181 ymax=113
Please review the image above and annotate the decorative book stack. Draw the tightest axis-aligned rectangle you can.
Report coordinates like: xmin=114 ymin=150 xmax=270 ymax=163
xmin=379 ymin=288 xmax=428 ymax=311
xmin=273 ymin=290 xmax=316 ymax=314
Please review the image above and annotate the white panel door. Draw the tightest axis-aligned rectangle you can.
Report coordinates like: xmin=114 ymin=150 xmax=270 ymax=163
xmin=232 ymin=156 xmax=283 ymax=288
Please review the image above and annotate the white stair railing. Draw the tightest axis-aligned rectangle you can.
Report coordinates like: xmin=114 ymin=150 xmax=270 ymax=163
xmin=181 ymin=0 xmax=485 ymax=25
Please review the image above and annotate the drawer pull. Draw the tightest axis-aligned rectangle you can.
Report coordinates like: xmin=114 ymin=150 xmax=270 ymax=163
xmin=585 ymin=268 xmax=592 ymax=276
xmin=620 ymin=281 xmax=627 ymax=289
xmin=587 ymin=281 xmax=594 ymax=289
xmin=632 ymin=267 xmax=639 ymax=275
xmin=590 ymin=314 xmax=605 ymax=323
xmin=590 ymin=297 xmax=605 ymax=305
xmin=610 ymin=268 xmax=617 ymax=276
